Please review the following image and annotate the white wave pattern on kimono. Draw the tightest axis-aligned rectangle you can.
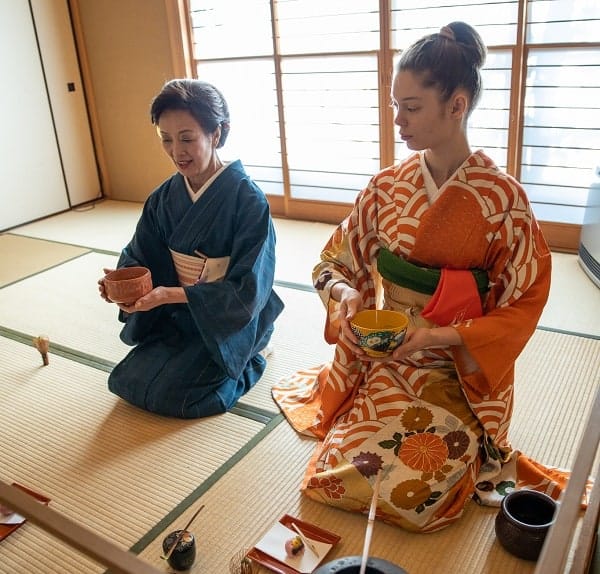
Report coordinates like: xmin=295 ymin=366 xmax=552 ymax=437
xmin=272 ymin=151 xmax=573 ymax=532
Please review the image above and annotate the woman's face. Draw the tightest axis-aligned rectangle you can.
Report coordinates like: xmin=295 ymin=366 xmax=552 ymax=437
xmin=391 ymin=70 xmax=459 ymax=152
xmin=157 ymin=109 xmax=218 ymax=190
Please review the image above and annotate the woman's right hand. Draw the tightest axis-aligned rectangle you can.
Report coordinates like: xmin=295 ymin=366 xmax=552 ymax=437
xmin=332 ymin=282 xmax=364 ymax=353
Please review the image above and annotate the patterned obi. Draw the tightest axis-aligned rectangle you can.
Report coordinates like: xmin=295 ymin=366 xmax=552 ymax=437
xmin=377 ymin=247 xmax=489 ymax=296
xmin=170 ymin=249 xmax=230 ymax=287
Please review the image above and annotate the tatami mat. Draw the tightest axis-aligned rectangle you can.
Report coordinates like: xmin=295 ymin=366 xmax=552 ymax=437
xmin=9 ymin=200 xmax=141 ymax=254
xmin=0 ymin=234 xmax=89 ymax=287
xmin=0 ymin=252 xmax=331 ymax=414
xmin=137 ymin=421 xmax=531 ymax=574
xmin=511 ymin=329 xmax=600 ymax=467
xmin=0 ymin=251 xmax=126 ymax=365
xmin=541 ymin=251 xmax=600 ymax=337
xmin=242 ymin=286 xmax=334 ymax=413
xmin=0 ymin=336 xmax=265 ymax=574
xmin=138 ymin=328 xmax=599 ymax=574
xmin=272 ymin=218 xmax=336 ymax=286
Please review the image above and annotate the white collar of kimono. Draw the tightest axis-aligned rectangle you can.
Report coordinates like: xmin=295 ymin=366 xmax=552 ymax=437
xmin=419 ymin=152 xmax=443 ymax=205
xmin=184 ymin=161 xmax=231 ymax=202
xmin=419 ymin=151 xmax=469 ymax=205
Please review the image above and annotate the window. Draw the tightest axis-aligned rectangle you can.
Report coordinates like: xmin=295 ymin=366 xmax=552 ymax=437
xmin=522 ymin=0 xmax=600 ymax=224
xmin=185 ymin=0 xmax=600 ymax=242
xmin=188 ymin=0 xmax=282 ymax=196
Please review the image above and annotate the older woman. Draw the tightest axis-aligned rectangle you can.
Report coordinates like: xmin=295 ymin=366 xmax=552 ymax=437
xmin=99 ymin=79 xmax=283 ymax=418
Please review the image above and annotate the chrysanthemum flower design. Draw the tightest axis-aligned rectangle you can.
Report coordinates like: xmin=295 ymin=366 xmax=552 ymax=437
xmin=307 ymin=475 xmax=346 ymax=500
xmin=351 ymin=451 xmax=383 ymax=478
xmin=443 ymin=430 xmax=470 ymax=459
xmin=399 ymin=432 xmax=449 ymax=472
xmin=401 ymin=406 xmax=433 ymax=431
xmin=390 ymin=479 xmax=432 ymax=509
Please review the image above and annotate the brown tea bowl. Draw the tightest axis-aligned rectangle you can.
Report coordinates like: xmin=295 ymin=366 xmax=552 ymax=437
xmin=495 ymin=489 xmax=557 ymax=561
xmin=103 ymin=266 xmax=152 ymax=305
xmin=314 ymin=556 xmax=408 ymax=574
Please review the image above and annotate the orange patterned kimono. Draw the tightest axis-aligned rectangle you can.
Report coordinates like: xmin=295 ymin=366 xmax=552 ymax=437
xmin=272 ymin=151 xmax=570 ymax=532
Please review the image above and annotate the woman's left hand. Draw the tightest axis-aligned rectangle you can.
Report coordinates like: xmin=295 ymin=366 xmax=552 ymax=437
xmin=116 ymin=286 xmax=188 ymax=313
xmin=389 ymin=327 xmax=437 ymax=360
xmin=363 ymin=326 xmax=462 ymax=363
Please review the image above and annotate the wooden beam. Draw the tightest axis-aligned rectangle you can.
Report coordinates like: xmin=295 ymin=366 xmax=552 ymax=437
xmin=534 ymin=388 xmax=600 ymax=574
xmin=570 ymin=469 xmax=600 ymax=574
xmin=0 ymin=481 xmax=162 ymax=574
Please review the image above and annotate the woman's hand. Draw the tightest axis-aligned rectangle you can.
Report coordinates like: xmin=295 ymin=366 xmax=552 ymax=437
xmin=363 ymin=325 xmax=464 ymax=363
xmin=99 ymin=269 xmax=188 ymax=312
xmin=116 ymin=286 xmax=188 ymax=313
xmin=98 ymin=268 xmax=114 ymax=302
xmin=389 ymin=327 xmax=439 ymax=361
xmin=331 ymin=282 xmax=365 ymax=355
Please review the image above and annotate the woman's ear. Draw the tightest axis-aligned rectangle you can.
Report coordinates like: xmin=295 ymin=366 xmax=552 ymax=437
xmin=450 ymin=92 xmax=469 ymax=119
xmin=213 ymin=125 xmax=222 ymax=147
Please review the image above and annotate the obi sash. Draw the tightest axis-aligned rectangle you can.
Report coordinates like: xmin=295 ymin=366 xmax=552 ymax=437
xmin=170 ymin=248 xmax=230 ymax=286
xmin=377 ymin=247 xmax=489 ymax=296
xmin=377 ymin=247 xmax=489 ymax=325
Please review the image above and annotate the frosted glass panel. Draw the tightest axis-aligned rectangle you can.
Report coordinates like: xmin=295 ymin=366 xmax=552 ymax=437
xmin=276 ymin=0 xmax=379 ymax=54
xmin=391 ymin=0 xmax=518 ymax=48
xmin=189 ymin=0 xmax=273 ymax=58
xmin=527 ymin=0 xmax=600 ymax=44
xmin=522 ymin=47 xmax=600 ymax=224
xmin=195 ymin=59 xmax=283 ymax=194
xmin=281 ymin=54 xmax=380 ymax=199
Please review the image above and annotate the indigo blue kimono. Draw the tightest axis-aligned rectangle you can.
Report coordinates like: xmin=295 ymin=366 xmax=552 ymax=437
xmin=108 ymin=161 xmax=284 ymax=418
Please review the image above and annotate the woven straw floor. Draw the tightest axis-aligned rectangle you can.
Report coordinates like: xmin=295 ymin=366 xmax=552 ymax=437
xmin=0 ymin=214 xmax=598 ymax=574
xmin=0 ymin=234 xmax=89 ymax=288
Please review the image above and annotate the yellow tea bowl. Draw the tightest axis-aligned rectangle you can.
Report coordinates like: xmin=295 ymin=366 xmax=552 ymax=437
xmin=350 ymin=309 xmax=409 ymax=357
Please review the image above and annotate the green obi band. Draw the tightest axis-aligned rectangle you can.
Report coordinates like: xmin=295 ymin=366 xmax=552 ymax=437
xmin=377 ymin=247 xmax=489 ymax=296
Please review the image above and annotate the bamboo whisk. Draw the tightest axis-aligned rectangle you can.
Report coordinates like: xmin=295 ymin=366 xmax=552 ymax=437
xmin=33 ymin=335 xmax=50 ymax=366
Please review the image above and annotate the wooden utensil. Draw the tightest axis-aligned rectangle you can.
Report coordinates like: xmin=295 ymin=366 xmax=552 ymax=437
xmin=359 ymin=472 xmax=382 ymax=574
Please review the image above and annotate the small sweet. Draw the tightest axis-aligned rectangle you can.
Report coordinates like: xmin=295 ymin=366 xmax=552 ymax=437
xmin=0 ymin=504 xmax=13 ymax=517
xmin=285 ymin=534 xmax=305 ymax=557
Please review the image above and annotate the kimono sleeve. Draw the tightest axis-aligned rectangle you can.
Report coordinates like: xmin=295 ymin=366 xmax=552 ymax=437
xmin=116 ymin=181 xmax=179 ymax=345
xmin=454 ymin=205 xmax=552 ymax=394
xmin=312 ymin=176 xmax=386 ymax=344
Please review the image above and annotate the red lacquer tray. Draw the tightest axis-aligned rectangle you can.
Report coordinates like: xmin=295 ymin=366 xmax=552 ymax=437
xmin=0 ymin=483 xmax=51 ymax=542
xmin=246 ymin=514 xmax=341 ymax=574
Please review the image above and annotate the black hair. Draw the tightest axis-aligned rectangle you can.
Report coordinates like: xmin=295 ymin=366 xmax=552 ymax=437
xmin=397 ymin=21 xmax=487 ymax=115
xmin=150 ymin=79 xmax=230 ymax=147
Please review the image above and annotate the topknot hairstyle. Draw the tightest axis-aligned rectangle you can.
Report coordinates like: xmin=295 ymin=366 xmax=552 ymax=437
xmin=397 ymin=21 xmax=487 ymax=115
